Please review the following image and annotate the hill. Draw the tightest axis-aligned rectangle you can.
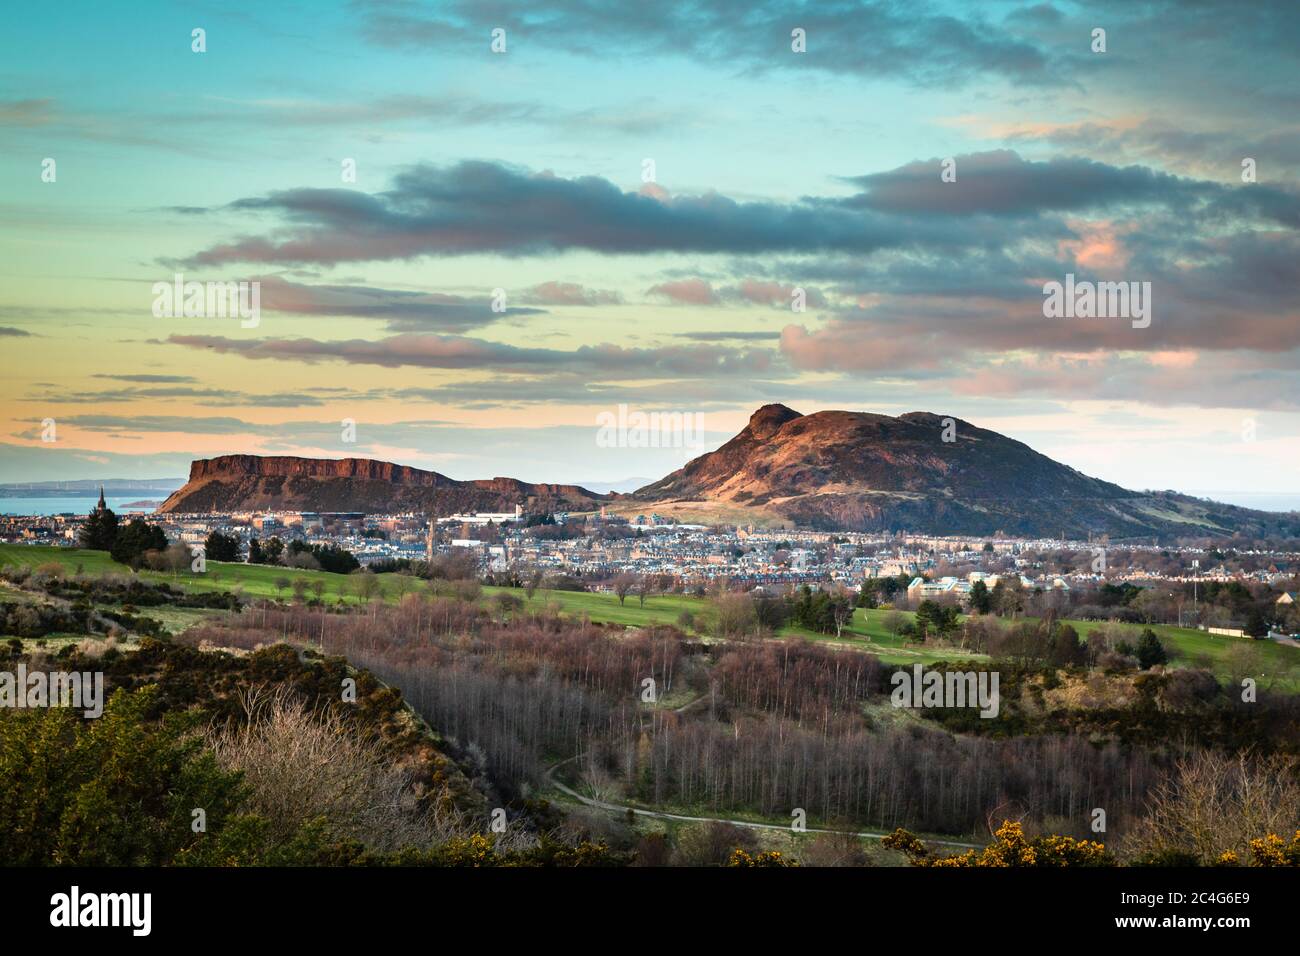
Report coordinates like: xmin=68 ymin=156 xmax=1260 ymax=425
xmin=634 ymin=404 xmax=1295 ymax=540
xmin=158 ymin=454 xmax=606 ymax=515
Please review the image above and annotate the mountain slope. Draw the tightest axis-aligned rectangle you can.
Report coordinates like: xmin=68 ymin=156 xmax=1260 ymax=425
xmin=158 ymin=455 xmax=606 ymax=515
xmin=634 ymin=405 xmax=1294 ymax=539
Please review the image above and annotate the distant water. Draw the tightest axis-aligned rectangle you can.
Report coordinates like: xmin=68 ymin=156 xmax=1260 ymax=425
xmin=1186 ymin=491 xmax=1300 ymax=513
xmin=0 ymin=497 xmax=159 ymax=516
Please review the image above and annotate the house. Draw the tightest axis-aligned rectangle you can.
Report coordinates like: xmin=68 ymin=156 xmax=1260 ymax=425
xmin=1277 ymin=592 xmax=1296 ymax=605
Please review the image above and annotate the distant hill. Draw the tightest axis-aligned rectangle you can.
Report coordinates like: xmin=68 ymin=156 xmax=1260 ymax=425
xmin=633 ymin=404 xmax=1298 ymax=540
xmin=157 ymin=455 xmax=606 ymax=515
xmin=155 ymin=409 xmax=1298 ymax=540
xmin=0 ymin=478 xmax=184 ymax=497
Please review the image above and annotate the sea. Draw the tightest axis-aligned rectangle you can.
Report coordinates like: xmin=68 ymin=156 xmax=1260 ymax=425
xmin=1 ymin=497 xmax=160 ymax=516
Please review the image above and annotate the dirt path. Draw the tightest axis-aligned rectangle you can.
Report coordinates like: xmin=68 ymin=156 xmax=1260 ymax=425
xmin=544 ymin=754 xmax=983 ymax=850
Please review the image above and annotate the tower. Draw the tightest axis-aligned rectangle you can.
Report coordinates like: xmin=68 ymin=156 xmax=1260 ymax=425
xmin=95 ymin=485 xmax=107 ymax=513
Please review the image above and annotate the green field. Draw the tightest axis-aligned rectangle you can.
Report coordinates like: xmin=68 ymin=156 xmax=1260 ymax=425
xmin=2 ymin=543 xmax=1296 ymax=684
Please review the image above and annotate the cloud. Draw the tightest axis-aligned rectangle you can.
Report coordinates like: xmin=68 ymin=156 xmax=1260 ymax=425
xmin=93 ymin=373 xmax=197 ymax=383
xmin=647 ymin=278 xmax=720 ymax=305
xmin=163 ymin=332 xmax=778 ymax=377
xmin=183 ymin=154 xmax=1300 ymax=272
xmin=522 ymin=281 xmax=622 ymax=306
xmin=0 ymin=327 xmax=34 ymax=337
xmin=182 ymin=159 xmax=1005 ymax=266
xmin=847 ymin=150 xmax=1212 ymax=217
xmin=648 ymin=276 xmax=828 ymax=309
xmin=354 ymin=0 xmax=1064 ymax=88
xmin=251 ymin=274 xmax=542 ymax=331
xmin=0 ymin=98 xmax=53 ymax=127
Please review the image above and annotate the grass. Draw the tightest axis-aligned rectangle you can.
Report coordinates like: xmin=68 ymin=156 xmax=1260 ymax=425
xmin=3 ymin=542 xmax=1296 ymax=685
xmin=0 ymin=543 xmax=362 ymax=603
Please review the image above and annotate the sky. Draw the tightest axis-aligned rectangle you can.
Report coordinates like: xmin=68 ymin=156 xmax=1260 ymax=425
xmin=1 ymin=0 xmax=1298 ymax=502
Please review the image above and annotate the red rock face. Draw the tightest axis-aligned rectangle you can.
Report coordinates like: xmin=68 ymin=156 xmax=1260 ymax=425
xmin=162 ymin=455 xmax=606 ymax=514
xmin=189 ymin=455 xmax=447 ymax=485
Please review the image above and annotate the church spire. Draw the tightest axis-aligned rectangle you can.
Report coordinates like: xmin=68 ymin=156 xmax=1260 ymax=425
xmin=97 ymin=485 xmax=107 ymax=512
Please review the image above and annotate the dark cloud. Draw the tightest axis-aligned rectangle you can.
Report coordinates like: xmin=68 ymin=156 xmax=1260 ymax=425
xmin=163 ymin=332 xmax=778 ymax=378
xmin=676 ymin=330 xmax=783 ymax=342
xmin=253 ymin=274 xmax=542 ymax=331
xmin=184 ymin=159 xmax=1003 ymax=266
xmin=0 ymin=327 xmax=33 ymax=337
xmin=183 ymin=154 xmax=1299 ymax=270
xmin=354 ymin=0 xmax=1064 ymax=88
xmin=93 ymin=373 xmax=197 ymax=383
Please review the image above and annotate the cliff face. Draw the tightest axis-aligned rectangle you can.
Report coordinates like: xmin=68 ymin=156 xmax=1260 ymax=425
xmin=186 ymin=456 xmax=451 ymax=485
xmin=159 ymin=455 xmax=605 ymax=514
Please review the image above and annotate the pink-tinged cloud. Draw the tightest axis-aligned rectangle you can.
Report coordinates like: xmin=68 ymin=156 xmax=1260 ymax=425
xmin=525 ymin=281 xmax=622 ymax=306
xmin=1057 ymin=219 xmax=1135 ymax=271
xmin=647 ymin=278 xmax=719 ymax=305
xmin=779 ymin=323 xmax=941 ymax=372
xmin=736 ymin=279 xmax=826 ymax=309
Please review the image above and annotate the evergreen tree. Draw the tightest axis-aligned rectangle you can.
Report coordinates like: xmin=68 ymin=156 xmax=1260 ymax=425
xmin=203 ymin=530 xmax=241 ymax=562
xmin=110 ymin=519 xmax=167 ymax=566
xmin=78 ymin=507 xmax=118 ymax=551
xmin=1135 ymin=628 xmax=1168 ymax=669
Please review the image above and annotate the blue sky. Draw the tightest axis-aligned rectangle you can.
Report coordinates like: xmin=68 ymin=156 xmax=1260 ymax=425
xmin=1 ymin=1 xmax=1298 ymax=502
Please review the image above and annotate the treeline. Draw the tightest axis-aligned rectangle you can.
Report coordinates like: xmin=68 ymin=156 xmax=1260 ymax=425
xmin=608 ymin=715 xmax=1161 ymax=836
xmin=190 ymin=600 xmax=1196 ymax=838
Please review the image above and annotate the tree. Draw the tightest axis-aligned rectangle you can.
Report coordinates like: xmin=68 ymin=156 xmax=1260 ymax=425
xmin=1136 ymin=628 xmax=1168 ymax=669
xmin=526 ymin=568 xmax=543 ymax=601
xmin=203 ymin=530 xmax=241 ymax=562
xmin=353 ymin=571 xmax=382 ymax=605
xmin=991 ymin=578 xmax=1025 ymax=618
xmin=248 ymin=536 xmax=283 ymax=565
xmin=968 ymin=579 xmax=992 ymax=615
xmin=635 ymin=574 xmax=656 ymax=608
xmin=882 ymin=609 xmax=906 ymax=637
xmin=79 ymin=507 xmax=118 ymax=551
xmin=830 ymin=592 xmax=856 ymax=638
xmin=1244 ymin=608 xmax=1269 ymax=639
xmin=712 ymin=591 xmax=757 ymax=640
xmin=109 ymin=519 xmax=166 ymax=566
xmin=612 ymin=573 xmax=636 ymax=606
xmin=0 ymin=686 xmax=246 ymax=866
xmin=1049 ymin=623 xmax=1087 ymax=667
xmin=915 ymin=600 xmax=958 ymax=641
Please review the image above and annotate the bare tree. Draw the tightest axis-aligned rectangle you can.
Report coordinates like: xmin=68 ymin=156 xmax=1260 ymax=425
xmin=1123 ymin=751 xmax=1300 ymax=864
xmin=613 ymin=573 xmax=636 ymax=606
xmin=207 ymin=685 xmax=463 ymax=852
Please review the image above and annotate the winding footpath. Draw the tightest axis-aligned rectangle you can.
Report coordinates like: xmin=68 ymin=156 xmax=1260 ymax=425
xmin=544 ymin=754 xmax=983 ymax=850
